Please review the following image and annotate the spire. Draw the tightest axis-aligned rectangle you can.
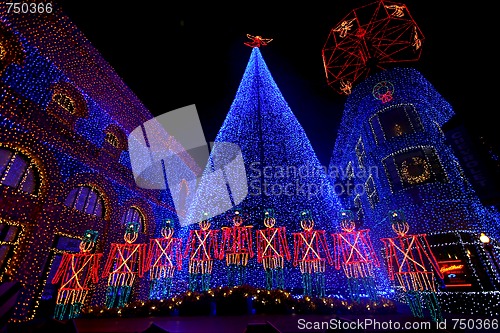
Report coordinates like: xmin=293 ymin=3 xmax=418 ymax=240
xmin=187 ymin=47 xmax=341 ymax=230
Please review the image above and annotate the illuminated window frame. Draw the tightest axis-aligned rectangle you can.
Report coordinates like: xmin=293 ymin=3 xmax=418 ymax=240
xmin=354 ymin=194 xmax=364 ymax=220
xmin=355 ymin=137 xmax=366 ymax=169
xmin=64 ymin=186 xmax=105 ymax=218
xmin=122 ymin=206 xmax=146 ymax=234
xmin=364 ymin=175 xmax=379 ymax=208
xmin=0 ymin=219 xmax=23 ymax=280
xmin=52 ymin=93 xmax=77 ymax=115
xmin=369 ymin=103 xmax=424 ymax=145
xmin=0 ymin=147 xmax=40 ymax=196
xmin=382 ymin=146 xmax=449 ymax=193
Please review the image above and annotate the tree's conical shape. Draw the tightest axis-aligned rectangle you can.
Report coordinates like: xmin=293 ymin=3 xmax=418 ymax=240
xmin=183 ymin=47 xmax=344 ymax=291
xmin=187 ymin=47 xmax=341 ymax=231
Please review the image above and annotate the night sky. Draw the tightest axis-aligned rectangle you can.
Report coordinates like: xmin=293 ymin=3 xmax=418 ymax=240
xmin=55 ymin=0 xmax=496 ymax=167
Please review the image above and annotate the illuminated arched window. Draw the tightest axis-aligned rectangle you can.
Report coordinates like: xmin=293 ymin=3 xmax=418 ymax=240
xmin=101 ymin=125 xmax=127 ymax=161
xmin=48 ymin=82 xmax=88 ymax=128
xmin=64 ymin=186 xmax=104 ymax=218
xmin=122 ymin=207 xmax=146 ymax=233
xmin=0 ymin=147 xmax=40 ymax=196
xmin=105 ymin=132 xmax=120 ymax=148
xmin=52 ymin=93 xmax=76 ymax=114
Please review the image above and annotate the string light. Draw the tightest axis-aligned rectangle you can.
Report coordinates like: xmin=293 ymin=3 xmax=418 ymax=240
xmin=1 ymin=7 xmax=178 ymax=321
xmin=329 ymin=66 xmax=500 ymax=299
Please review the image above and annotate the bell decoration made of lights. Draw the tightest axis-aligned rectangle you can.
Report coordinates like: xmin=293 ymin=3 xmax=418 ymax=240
xmin=256 ymin=208 xmax=291 ymax=290
xmin=331 ymin=210 xmax=380 ymax=302
xmin=292 ymin=210 xmax=333 ymax=298
xmin=102 ymin=220 xmax=147 ymax=308
xmin=381 ymin=209 xmax=444 ymax=322
xmin=219 ymin=206 xmax=254 ymax=287
xmin=184 ymin=213 xmax=220 ymax=292
xmin=51 ymin=230 xmax=102 ymax=320
xmin=146 ymin=219 xmax=183 ymax=300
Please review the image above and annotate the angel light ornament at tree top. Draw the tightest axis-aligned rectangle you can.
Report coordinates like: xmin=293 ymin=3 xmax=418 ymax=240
xmin=51 ymin=230 xmax=102 ymax=320
xmin=256 ymin=208 xmax=291 ymax=290
xmin=219 ymin=207 xmax=254 ymax=287
xmin=380 ymin=210 xmax=444 ymax=322
xmin=184 ymin=213 xmax=219 ymax=292
xmin=102 ymin=220 xmax=147 ymax=308
xmin=146 ymin=219 xmax=183 ymax=300
xmin=293 ymin=210 xmax=333 ymax=298
xmin=331 ymin=210 xmax=380 ymax=302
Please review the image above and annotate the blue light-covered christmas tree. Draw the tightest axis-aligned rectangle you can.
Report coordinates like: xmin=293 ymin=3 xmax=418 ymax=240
xmin=184 ymin=45 xmax=342 ymax=292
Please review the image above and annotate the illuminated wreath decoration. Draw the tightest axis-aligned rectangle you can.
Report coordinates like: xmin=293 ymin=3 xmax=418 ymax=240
xmin=372 ymin=81 xmax=395 ymax=103
xmin=400 ymin=156 xmax=431 ymax=184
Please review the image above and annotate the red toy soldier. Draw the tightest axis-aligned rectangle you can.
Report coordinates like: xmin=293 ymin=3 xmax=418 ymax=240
xmin=293 ymin=210 xmax=333 ymax=297
xmin=331 ymin=210 xmax=380 ymax=301
xmin=256 ymin=208 xmax=291 ymax=290
xmin=51 ymin=230 xmax=102 ymax=320
xmin=184 ymin=212 xmax=219 ymax=292
xmin=219 ymin=207 xmax=254 ymax=287
xmin=146 ymin=219 xmax=183 ymax=299
xmin=380 ymin=210 xmax=444 ymax=322
xmin=102 ymin=220 xmax=147 ymax=308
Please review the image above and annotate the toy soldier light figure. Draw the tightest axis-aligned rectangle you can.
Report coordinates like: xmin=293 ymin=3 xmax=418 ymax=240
xmin=293 ymin=210 xmax=333 ymax=298
xmin=256 ymin=208 xmax=291 ymax=290
xmin=184 ymin=213 xmax=219 ymax=292
xmin=51 ymin=230 xmax=102 ymax=320
xmin=146 ymin=219 xmax=183 ymax=300
xmin=219 ymin=207 xmax=254 ymax=287
xmin=380 ymin=210 xmax=444 ymax=322
xmin=102 ymin=220 xmax=147 ymax=308
xmin=331 ymin=210 xmax=380 ymax=302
